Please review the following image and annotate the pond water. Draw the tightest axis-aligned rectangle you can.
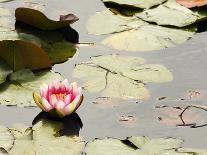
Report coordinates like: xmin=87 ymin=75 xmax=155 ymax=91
xmin=0 ymin=0 xmax=207 ymax=150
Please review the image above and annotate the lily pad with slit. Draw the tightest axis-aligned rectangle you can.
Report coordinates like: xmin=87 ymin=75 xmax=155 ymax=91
xmin=85 ymin=136 xmax=207 ymax=155
xmin=73 ymin=54 xmax=173 ymax=99
xmin=0 ymin=69 xmax=63 ymax=107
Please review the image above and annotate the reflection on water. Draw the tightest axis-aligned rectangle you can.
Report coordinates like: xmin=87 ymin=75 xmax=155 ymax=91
xmin=33 ymin=112 xmax=83 ymax=136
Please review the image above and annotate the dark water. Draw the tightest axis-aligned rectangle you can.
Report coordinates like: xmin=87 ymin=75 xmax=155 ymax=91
xmin=0 ymin=0 xmax=207 ymax=149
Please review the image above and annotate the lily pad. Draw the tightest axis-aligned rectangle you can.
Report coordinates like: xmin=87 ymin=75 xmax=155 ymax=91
xmin=103 ymin=25 xmax=194 ymax=52
xmin=0 ymin=7 xmax=11 ymax=28
xmin=0 ymin=119 xmax=84 ymax=155
xmin=0 ymin=125 xmax=14 ymax=152
xmin=176 ymin=0 xmax=207 ymax=8
xmin=85 ymin=136 xmax=206 ymax=155
xmin=136 ymin=0 xmax=206 ymax=27
xmin=0 ymin=69 xmax=63 ymax=107
xmin=15 ymin=7 xmax=79 ymax=30
xmin=87 ymin=9 xmax=146 ymax=35
xmin=102 ymin=0 xmax=167 ymax=9
xmin=87 ymin=9 xmax=194 ymax=52
xmin=0 ymin=27 xmax=52 ymax=71
xmin=73 ymin=54 xmax=172 ymax=99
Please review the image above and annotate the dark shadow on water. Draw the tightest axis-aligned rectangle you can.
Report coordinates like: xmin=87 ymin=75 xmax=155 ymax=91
xmin=33 ymin=112 xmax=83 ymax=136
xmin=15 ymin=21 xmax=79 ymax=43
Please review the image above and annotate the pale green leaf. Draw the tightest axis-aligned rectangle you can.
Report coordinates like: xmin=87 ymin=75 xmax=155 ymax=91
xmin=102 ymin=0 xmax=167 ymax=9
xmin=0 ymin=69 xmax=63 ymax=107
xmin=102 ymin=25 xmax=194 ymax=52
xmin=87 ymin=9 xmax=146 ymax=35
xmin=8 ymin=119 xmax=84 ymax=155
xmin=85 ymin=138 xmax=137 ymax=155
xmin=0 ymin=125 xmax=14 ymax=152
xmin=73 ymin=54 xmax=172 ymax=99
xmin=136 ymin=0 xmax=204 ymax=27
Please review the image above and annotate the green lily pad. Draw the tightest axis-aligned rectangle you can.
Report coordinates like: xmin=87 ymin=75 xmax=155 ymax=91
xmin=85 ymin=138 xmax=137 ymax=155
xmin=178 ymin=148 xmax=207 ymax=155
xmin=44 ymin=42 xmax=76 ymax=64
xmin=0 ymin=27 xmax=52 ymax=71
xmin=136 ymin=0 xmax=207 ymax=27
xmin=87 ymin=10 xmax=146 ymax=35
xmin=87 ymin=9 xmax=194 ymax=52
xmin=73 ymin=54 xmax=172 ymax=99
xmin=15 ymin=7 xmax=79 ymax=30
xmin=0 ymin=69 xmax=63 ymax=107
xmin=0 ymin=7 xmax=12 ymax=28
xmin=0 ymin=119 xmax=84 ymax=155
xmin=85 ymin=136 xmax=207 ymax=155
xmin=102 ymin=25 xmax=194 ymax=52
xmin=0 ymin=27 xmax=77 ymax=68
xmin=0 ymin=125 xmax=14 ymax=152
xmin=102 ymin=0 xmax=167 ymax=9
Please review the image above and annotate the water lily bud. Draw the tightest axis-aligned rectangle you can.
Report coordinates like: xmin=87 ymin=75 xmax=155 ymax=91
xmin=33 ymin=79 xmax=83 ymax=118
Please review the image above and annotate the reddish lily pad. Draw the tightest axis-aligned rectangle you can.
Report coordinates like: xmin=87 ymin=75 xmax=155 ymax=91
xmin=176 ymin=0 xmax=207 ymax=8
xmin=15 ymin=7 xmax=79 ymax=30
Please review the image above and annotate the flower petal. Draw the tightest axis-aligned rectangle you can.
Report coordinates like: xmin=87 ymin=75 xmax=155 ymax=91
xmin=71 ymin=82 xmax=78 ymax=101
xmin=49 ymin=94 xmax=58 ymax=107
xmin=40 ymin=83 xmax=49 ymax=100
xmin=63 ymin=95 xmax=83 ymax=115
xmin=42 ymin=97 xmax=53 ymax=112
xmin=55 ymin=100 xmax=66 ymax=110
xmin=33 ymin=92 xmax=46 ymax=111
xmin=64 ymin=94 xmax=72 ymax=105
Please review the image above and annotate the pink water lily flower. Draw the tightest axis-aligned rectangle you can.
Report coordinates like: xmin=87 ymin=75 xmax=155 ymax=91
xmin=33 ymin=79 xmax=83 ymax=118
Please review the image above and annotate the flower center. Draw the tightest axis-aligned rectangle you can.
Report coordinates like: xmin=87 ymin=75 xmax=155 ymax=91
xmin=55 ymin=93 xmax=66 ymax=100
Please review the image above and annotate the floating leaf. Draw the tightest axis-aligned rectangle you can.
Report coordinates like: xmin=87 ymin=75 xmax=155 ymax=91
xmin=102 ymin=0 xmax=167 ymax=9
xmin=41 ymin=41 xmax=76 ymax=64
xmin=0 ymin=58 xmax=12 ymax=84
xmin=0 ymin=119 xmax=84 ymax=155
xmin=0 ymin=125 xmax=14 ymax=152
xmin=85 ymin=136 xmax=206 ymax=155
xmin=103 ymin=24 xmax=194 ymax=52
xmin=176 ymin=0 xmax=207 ymax=8
xmin=178 ymin=148 xmax=207 ymax=155
xmin=87 ymin=10 xmax=146 ymax=35
xmin=157 ymin=106 xmax=206 ymax=127
xmin=0 ymin=28 xmax=52 ymax=71
xmin=87 ymin=9 xmax=194 ymax=52
xmin=0 ymin=7 xmax=11 ymax=28
xmin=0 ymin=69 xmax=63 ymax=107
xmin=136 ymin=0 xmax=207 ymax=27
xmin=85 ymin=138 xmax=136 ymax=155
xmin=15 ymin=7 xmax=79 ymax=30
xmin=73 ymin=54 xmax=172 ymax=99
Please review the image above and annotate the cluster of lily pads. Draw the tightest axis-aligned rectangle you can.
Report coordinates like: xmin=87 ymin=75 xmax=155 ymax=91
xmin=87 ymin=0 xmax=207 ymax=52
xmin=0 ymin=1 xmax=79 ymax=107
xmin=0 ymin=118 xmax=207 ymax=155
